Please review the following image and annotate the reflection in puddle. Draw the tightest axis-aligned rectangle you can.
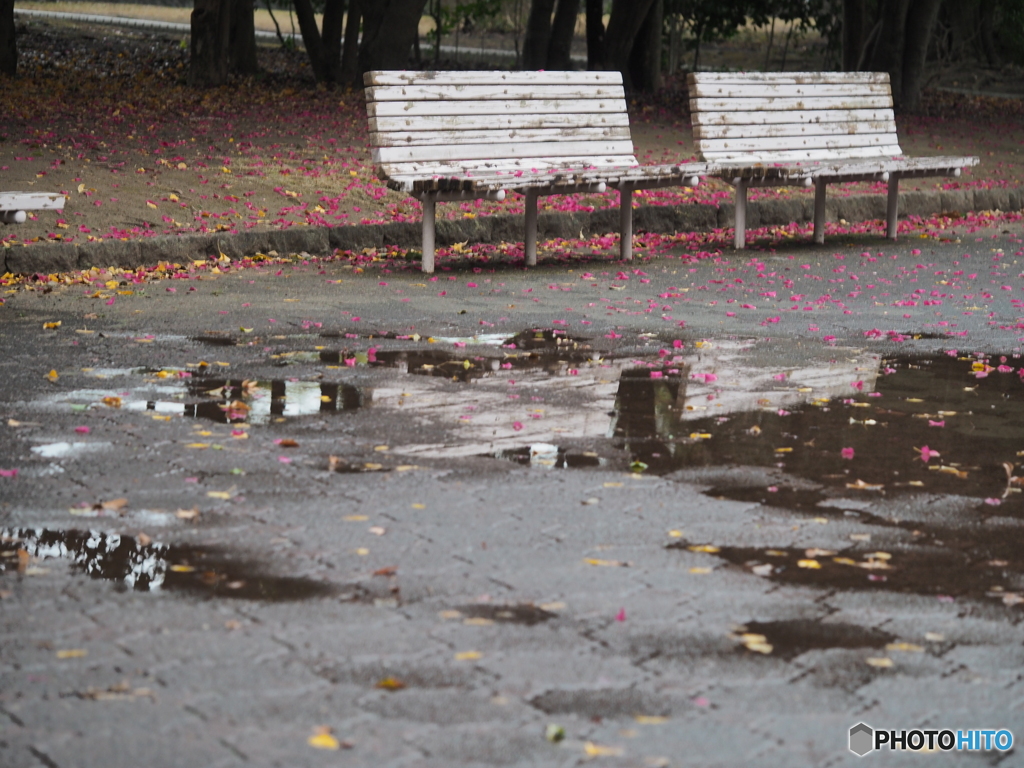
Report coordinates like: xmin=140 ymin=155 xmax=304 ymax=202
xmin=493 ymin=444 xmax=606 ymax=470
xmin=1 ymin=528 xmax=335 ymax=601
xmin=457 ymin=603 xmax=557 ymax=626
xmin=733 ymin=619 xmax=896 ymax=661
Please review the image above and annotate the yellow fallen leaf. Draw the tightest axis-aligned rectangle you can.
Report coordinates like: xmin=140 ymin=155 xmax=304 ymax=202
xmin=175 ymin=507 xmax=200 ymax=520
xmin=688 ymin=544 xmax=720 ymax=553
xmin=585 ymin=558 xmax=626 ymax=567
xmin=603 ymin=482 xmax=623 ymax=488
xmin=634 ymin=715 xmax=668 ymax=725
xmin=206 ymin=491 xmax=230 ymax=499
xmin=846 ymin=479 xmax=884 ymax=490
xmin=355 ymin=548 xmax=369 ymax=556
xmin=886 ymin=642 xmax=924 ymax=652
xmin=45 ymin=369 xmax=59 ymax=382
xmin=583 ymin=742 xmax=624 ymax=757
xmin=411 ymin=503 xmax=425 ymax=509
xmin=866 ymin=657 xmax=894 ymax=668
xmin=101 ymin=396 xmax=122 ymax=408
xmin=463 ymin=617 xmax=494 ymax=626
xmin=439 ymin=610 xmax=463 ymax=620
xmin=307 ymin=732 xmax=340 ymax=750
xmin=187 ymin=443 xmax=210 ymax=449
xmin=169 ymin=564 xmax=195 ymax=572
xmin=454 ymin=650 xmax=482 ymax=661
xmin=151 ymin=414 xmax=172 ymax=422
xmin=43 ymin=321 xmax=61 ymax=330
xmin=797 ymin=559 xmax=822 ymax=569
xmin=689 ymin=567 xmax=712 ymax=574
xmin=375 ymin=677 xmax=406 ymax=690
xmin=668 ymin=530 xmax=683 ymax=538
xmin=374 ymin=445 xmax=389 ymax=452
xmin=56 ymin=649 xmax=88 ymax=659
xmin=690 ymin=432 xmax=712 ymax=439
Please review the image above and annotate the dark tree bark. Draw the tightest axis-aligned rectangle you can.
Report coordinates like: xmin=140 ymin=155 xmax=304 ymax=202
xmin=229 ymin=0 xmax=259 ymax=74
xmin=900 ymin=0 xmax=941 ymax=111
xmin=358 ymin=0 xmax=427 ymax=74
xmin=321 ymin=0 xmax=346 ymax=82
xmin=546 ymin=0 xmax=579 ymax=70
xmin=189 ymin=0 xmax=232 ymax=86
xmin=628 ymin=0 xmax=661 ymax=92
xmin=601 ymin=0 xmax=657 ymax=88
xmin=584 ymin=0 xmax=604 ymax=69
xmin=523 ymin=0 xmax=556 ymax=69
xmin=0 ymin=0 xmax=16 ymax=78
xmin=293 ymin=0 xmax=329 ymax=81
xmin=842 ymin=0 xmax=867 ymax=71
xmin=869 ymin=0 xmax=942 ymax=111
xmin=341 ymin=0 xmax=361 ymax=84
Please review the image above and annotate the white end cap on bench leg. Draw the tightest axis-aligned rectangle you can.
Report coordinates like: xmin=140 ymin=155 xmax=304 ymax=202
xmin=802 ymin=177 xmax=812 ymax=188
xmin=687 ymin=176 xmax=699 ymax=187
xmin=954 ymin=168 xmax=961 ymax=177
xmin=596 ymin=182 xmax=607 ymax=193
xmin=880 ymin=172 xmax=890 ymax=182
xmin=1 ymin=210 xmax=27 ymax=224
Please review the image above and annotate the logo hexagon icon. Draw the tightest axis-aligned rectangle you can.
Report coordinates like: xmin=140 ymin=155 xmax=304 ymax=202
xmin=849 ymin=722 xmax=874 ymax=757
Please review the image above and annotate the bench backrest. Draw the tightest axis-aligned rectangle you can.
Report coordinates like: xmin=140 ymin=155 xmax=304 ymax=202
xmin=364 ymin=71 xmax=639 ymax=182
xmin=688 ymin=72 xmax=903 ymax=165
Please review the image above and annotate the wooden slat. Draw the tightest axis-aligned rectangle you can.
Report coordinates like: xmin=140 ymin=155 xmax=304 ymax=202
xmin=774 ymin=155 xmax=979 ymax=177
xmin=0 ymin=191 xmax=65 ymax=210
xmin=380 ymin=155 xmax=638 ymax=178
xmin=373 ymin=140 xmax=636 ymax=165
xmin=689 ymin=71 xmax=889 ymax=84
xmin=690 ymin=96 xmax=893 ymax=112
xmin=367 ymin=99 xmax=627 ymax=118
xmin=692 ymin=108 xmax=894 ymax=127
xmin=366 ymin=70 xmax=623 ymax=87
xmin=691 ymin=83 xmax=890 ymax=98
xmin=366 ymin=84 xmax=626 ymax=102
xmin=692 ymin=119 xmax=897 ymax=140
xmin=369 ymin=112 xmax=631 ymax=133
xmin=703 ymin=146 xmax=903 ymax=163
xmin=697 ymin=133 xmax=902 ymax=155
xmin=371 ymin=126 xmax=632 ymax=147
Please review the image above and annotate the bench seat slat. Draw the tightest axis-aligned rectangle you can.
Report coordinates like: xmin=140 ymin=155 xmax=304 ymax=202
xmin=380 ymin=155 xmax=638 ymax=178
xmin=776 ymin=155 xmax=979 ymax=176
xmin=366 ymin=84 xmax=626 ymax=102
xmin=691 ymin=72 xmax=890 ymax=84
xmin=691 ymin=83 xmax=891 ymax=98
xmin=692 ymin=108 xmax=895 ymax=127
xmin=371 ymin=126 xmax=632 ymax=148
xmin=692 ymin=119 xmax=897 ymax=140
xmin=699 ymin=133 xmax=902 ymax=155
xmin=366 ymin=71 xmax=625 ymax=87
xmin=703 ymin=146 xmax=904 ymax=163
xmin=373 ymin=140 xmax=637 ymax=165
xmin=367 ymin=99 xmax=626 ymax=118
xmin=370 ymin=112 xmax=632 ymax=133
xmin=0 ymin=192 xmax=65 ymax=210
xmin=691 ymin=96 xmax=892 ymax=112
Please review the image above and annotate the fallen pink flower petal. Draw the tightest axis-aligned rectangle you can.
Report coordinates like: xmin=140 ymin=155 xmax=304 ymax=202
xmin=841 ymin=447 xmax=855 ymax=459
xmin=984 ymin=498 xmax=1002 ymax=506
xmin=0 ymin=469 xmax=18 ymax=478
xmin=74 ymin=426 xmax=90 ymax=434
xmin=615 ymin=608 xmax=626 ymax=622
xmin=928 ymin=420 xmax=945 ymax=427
xmin=512 ymin=421 xmax=524 ymax=431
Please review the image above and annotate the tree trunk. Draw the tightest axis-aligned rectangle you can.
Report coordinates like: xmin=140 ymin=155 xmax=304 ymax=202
xmin=321 ymin=0 xmax=346 ymax=83
xmin=0 ymin=0 xmax=16 ymax=78
xmin=546 ymin=0 xmax=579 ymax=70
xmin=189 ymin=0 xmax=232 ymax=87
xmin=978 ymin=0 xmax=1001 ymax=68
xmin=523 ymin=0 xmax=556 ymax=69
xmin=341 ymin=0 xmax=361 ymax=84
xmin=842 ymin=0 xmax=867 ymax=71
xmin=229 ymin=0 xmax=258 ymax=74
xmin=358 ymin=0 xmax=427 ymax=74
xmin=628 ymin=0 xmax=661 ymax=92
xmin=602 ymin=0 xmax=657 ymax=89
xmin=900 ymin=0 xmax=941 ymax=111
xmin=584 ymin=0 xmax=604 ymax=69
xmin=868 ymin=0 xmax=911 ymax=104
xmin=293 ymin=0 xmax=328 ymax=81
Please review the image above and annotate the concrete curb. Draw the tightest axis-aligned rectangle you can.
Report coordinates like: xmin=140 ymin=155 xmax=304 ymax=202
xmin=3 ymin=186 xmax=1022 ymax=275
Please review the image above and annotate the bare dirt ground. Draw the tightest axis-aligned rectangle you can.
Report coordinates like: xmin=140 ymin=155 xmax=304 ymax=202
xmin=1 ymin=15 xmax=1022 ymax=252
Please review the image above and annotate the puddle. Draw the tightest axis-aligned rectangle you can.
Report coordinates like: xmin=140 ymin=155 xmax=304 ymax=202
xmin=456 ymin=603 xmax=557 ymax=626
xmin=669 ymin=535 xmax=1024 ymax=607
xmin=0 ymin=528 xmax=335 ymax=601
xmin=733 ymin=619 xmax=896 ymax=661
xmin=190 ymin=333 xmax=238 ymax=347
xmin=493 ymin=444 xmax=606 ymax=470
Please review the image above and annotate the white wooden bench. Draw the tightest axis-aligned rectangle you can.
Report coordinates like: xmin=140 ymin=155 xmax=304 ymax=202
xmin=364 ymin=70 xmax=711 ymax=272
xmin=688 ymin=72 xmax=979 ymax=249
xmin=0 ymin=192 xmax=65 ymax=225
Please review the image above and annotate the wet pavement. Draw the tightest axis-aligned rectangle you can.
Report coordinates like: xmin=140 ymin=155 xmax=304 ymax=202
xmin=2 ymin=223 xmax=1024 ymax=767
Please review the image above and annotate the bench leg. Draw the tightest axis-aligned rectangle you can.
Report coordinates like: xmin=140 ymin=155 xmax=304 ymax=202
xmin=0 ymin=211 xmax=27 ymax=224
xmin=886 ymin=175 xmax=899 ymax=240
xmin=525 ymin=189 xmax=539 ymax=267
xmin=813 ymin=179 xmax=827 ymax=245
xmin=734 ymin=180 xmax=747 ymax=250
xmin=619 ymin=184 xmax=633 ymax=261
xmin=421 ymin=194 xmax=436 ymax=274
